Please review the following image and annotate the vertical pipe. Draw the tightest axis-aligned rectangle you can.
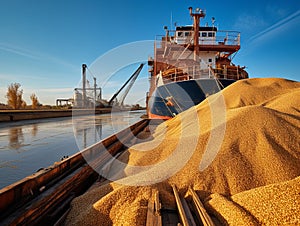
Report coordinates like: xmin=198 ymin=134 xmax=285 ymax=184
xmin=189 ymin=7 xmax=205 ymax=62
xmin=93 ymin=77 xmax=97 ymax=105
xmin=82 ymin=64 xmax=87 ymax=108
xmin=194 ymin=15 xmax=200 ymax=61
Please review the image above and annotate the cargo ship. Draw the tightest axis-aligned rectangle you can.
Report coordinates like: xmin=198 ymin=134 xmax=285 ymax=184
xmin=147 ymin=7 xmax=248 ymax=119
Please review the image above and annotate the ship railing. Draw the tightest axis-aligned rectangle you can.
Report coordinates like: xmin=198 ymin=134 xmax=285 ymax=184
xmin=214 ymin=30 xmax=240 ymax=46
xmin=190 ymin=67 xmax=216 ymax=79
xmin=160 ymin=64 xmax=245 ymax=84
xmin=208 ymin=65 xmax=247 ymax=80
xmin=160 ymin=66 xmax=215 ymax=83
xmin=213 ymin=66 xmax=247 ymax=80
xmin=155 ymin=30 xmax=240 ymax=47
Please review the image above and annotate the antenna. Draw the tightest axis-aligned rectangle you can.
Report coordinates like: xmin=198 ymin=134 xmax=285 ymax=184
xmin=212 ymin=17 xmax=216 ymax=27
xmin=170 ymin=11 xmax=173 ymax=30
xmin=188 ymin=7 xmax=206 ymax=61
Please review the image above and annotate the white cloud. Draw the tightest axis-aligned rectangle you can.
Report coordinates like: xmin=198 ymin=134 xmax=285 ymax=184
xmin=0 ymin=73 xmax=48 ymax=82
xmin=266 ymin=4 xmax=288 ymax=19
xmin=233 ymin=13 xmax=268 ymax=33
xmin=0 ymin=42 xmax=40 ymax=60
xmin=37 ymin=87 xmax=74 ymax=93
xmin=0 ymin=42 xmax=78 ymax=71
xmin=247 ymin=9 xmax=300 ymax=45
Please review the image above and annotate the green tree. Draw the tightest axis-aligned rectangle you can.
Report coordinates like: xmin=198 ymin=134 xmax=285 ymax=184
xmin=6 ymin=83 xmax=26 ymax=109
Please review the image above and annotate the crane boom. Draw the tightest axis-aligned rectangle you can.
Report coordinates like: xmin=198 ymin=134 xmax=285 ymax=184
xmin=108 ymin=63 xmax=144 ymax=106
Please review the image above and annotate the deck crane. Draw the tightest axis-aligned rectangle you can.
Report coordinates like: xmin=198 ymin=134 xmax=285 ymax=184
xmin=108 ymin=63 xmax=144 ymax=106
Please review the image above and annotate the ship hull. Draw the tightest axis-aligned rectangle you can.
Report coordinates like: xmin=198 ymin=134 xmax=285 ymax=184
xmin=148 ymin=78 xmax=235 ymax=119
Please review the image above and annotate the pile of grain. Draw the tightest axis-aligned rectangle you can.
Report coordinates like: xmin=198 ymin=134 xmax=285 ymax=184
xmin=65 ymin=78 xmax=300 ymax=225
xmin=205 ymin=175 xmax=300 ymax=225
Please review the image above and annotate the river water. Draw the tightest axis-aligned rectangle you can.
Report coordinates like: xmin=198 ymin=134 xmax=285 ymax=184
xmin=0 ymin=110 xmax=145 ymax=189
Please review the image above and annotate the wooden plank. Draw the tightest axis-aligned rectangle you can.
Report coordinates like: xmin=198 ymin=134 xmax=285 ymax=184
xmin=0 ymin=154 xmax=85 ymax=218
xmin=2 ymin=165 xmax=96 ymax=226
xmin=53 ymin=208 xmax=71 ymax=226
xmin=188 ymin=187 xmax=215 ymax=226
xmin=154 ymin=190 xmax=162 ymax=226
xmin=146 ymin=190 xmax=162 ymax=226
xmin=146 ymin=195 xmax=156 ymax=226
xmin=180 ymin=195 xmax=196 ymax=226
xmin=172 ymin=185 xmax=190 ymax=226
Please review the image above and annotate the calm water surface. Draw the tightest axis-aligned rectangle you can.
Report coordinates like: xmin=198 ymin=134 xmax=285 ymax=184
xmin=0 ymin=110 xmax=145 ymax=189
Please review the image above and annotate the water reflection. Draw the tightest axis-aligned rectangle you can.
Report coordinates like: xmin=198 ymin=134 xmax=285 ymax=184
xmin=72 ymin=112 xmax=138 ymax=150
xmin=73 ymin=116 xmax=103 ymax=149
xmin=9 ymin=128 xmax=24 ymax=150
xmin=31 ymin=124 xmax=38 ymax=137
xmin=0 ymin=110 xmax=145 ymax=189
xmin=8 ymin=124 xmax=38 ymax=151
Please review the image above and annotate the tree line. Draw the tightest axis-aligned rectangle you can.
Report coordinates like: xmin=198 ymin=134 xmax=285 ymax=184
xmin=5 ymin=83 xmax=40 ymax=110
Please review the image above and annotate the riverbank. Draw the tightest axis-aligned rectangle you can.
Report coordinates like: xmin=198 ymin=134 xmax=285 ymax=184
xmin=0 ymin=108 xmax=112 ymax=122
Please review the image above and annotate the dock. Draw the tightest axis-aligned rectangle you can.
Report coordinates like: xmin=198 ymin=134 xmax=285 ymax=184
xmin=0 ymin=108 xmax=112 ymax=122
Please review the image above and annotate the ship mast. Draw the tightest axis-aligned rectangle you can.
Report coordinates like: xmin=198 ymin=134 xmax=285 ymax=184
xmin=188 ymin=7 xmax=206 ymax=61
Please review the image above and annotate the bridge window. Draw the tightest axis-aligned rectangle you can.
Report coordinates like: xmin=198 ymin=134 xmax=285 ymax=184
xmin=208 ymin=32 xmax=215 ymax=37
xmin=184 ymin=32 xmax=190 ymax=36
xmin=201 ymin=32 xmax=207 ymax=37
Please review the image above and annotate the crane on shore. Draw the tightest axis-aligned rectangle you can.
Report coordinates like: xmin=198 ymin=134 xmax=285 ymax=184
xmin=71 ymin=63 xmax=144 ymax=108
xmin=108 ymin=63 xmax=144 ymax=106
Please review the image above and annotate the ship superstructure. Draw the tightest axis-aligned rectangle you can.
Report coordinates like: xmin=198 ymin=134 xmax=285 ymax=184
xmin=147 ymin=7 xmax=248 ymax=119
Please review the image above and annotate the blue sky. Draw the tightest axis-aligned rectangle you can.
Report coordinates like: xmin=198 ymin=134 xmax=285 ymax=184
xmin=0 ymin=0 xmax=299 ymax=105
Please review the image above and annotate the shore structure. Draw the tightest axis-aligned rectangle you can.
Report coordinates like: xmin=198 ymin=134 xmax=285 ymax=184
xmin=0 ymin=108 xmax=112 ymax=122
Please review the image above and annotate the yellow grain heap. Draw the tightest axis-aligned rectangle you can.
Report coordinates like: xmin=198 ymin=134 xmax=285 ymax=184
xmin=65 ymin=78 xmax=300 ymax=225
